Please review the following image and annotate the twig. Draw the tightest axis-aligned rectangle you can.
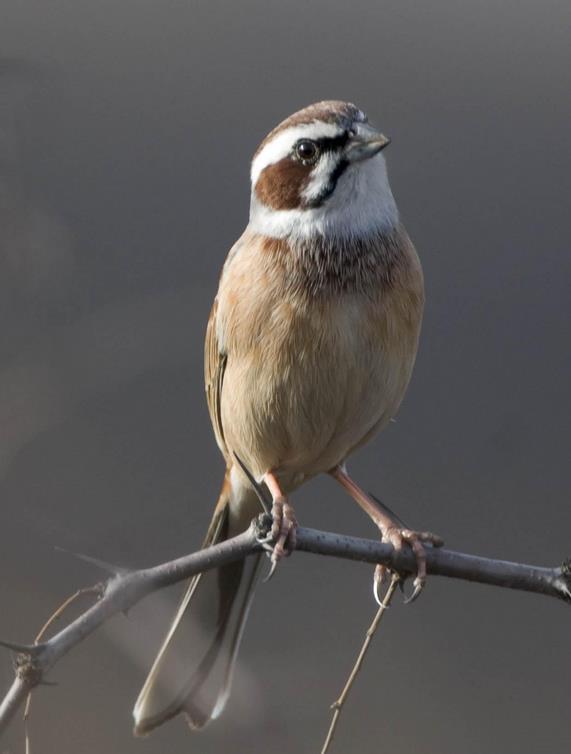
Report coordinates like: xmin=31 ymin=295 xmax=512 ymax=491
xmin=32 ymin=585 xmax=104 ymax=649
xmin=0 ymin=519 xmax=569 ymax=738
xmin=23 ymin=585 xmax=103 ymax=753
xmin=320 ymin=573 xmax=401 ymax=754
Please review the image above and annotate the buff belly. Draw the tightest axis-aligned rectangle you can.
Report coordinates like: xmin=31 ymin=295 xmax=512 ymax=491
xmin=219 ymin=292 xmax=419 ymax=490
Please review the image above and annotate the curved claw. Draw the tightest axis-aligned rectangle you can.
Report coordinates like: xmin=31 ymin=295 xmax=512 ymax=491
xmin=373 ymin=567 xmax=401 ymax=606
xmin=373 ymin=564 xmax=388 ymax=607
xmin=373 ymin=577 xmax=382 ymax=607
xmin=373 ymin=578 xmax=393 ymax=608
xmin=256 ymin=537 xmax=275 ymax=554
xmin=402 ymin=577 xmax=424 ymax=605
xmin=263 ymin=558 xmax=278 ymax=583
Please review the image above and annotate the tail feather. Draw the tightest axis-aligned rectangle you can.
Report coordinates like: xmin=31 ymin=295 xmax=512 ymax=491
xmin=133 ymin=479 xmax=262 ymax=735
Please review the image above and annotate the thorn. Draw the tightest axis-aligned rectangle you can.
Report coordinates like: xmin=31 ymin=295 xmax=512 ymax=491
xmin=0 ymin=639 xmax=43 ymax=655
xmin=38 ymin=679 xmax=58 ymax=687
xmin=233 ymin=453 xmax=272 ymax=514
xmin=54 ymin=546 xmax=128 ymax=576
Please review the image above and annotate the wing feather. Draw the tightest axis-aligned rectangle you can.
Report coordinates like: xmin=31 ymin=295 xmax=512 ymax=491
xmin=204 ymin=298 xmax=228 ymax=456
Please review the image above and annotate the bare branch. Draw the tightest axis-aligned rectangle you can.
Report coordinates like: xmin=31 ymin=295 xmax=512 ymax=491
xmin=0 ymin=517 xmax=569 ymax=737
xmin=0 ymin=525 xmax=258 ymax=736
xmin=294 ymin=527 xmax=571 ymax=602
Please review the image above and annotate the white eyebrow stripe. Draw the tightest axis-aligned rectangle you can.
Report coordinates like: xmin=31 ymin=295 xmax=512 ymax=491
xmin=250 ymin=121 xmax=343 ymax=186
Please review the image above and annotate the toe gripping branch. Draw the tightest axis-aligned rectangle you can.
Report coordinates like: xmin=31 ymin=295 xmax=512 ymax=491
xmin=556 ymin=558 xmax=571 ymax=602
xmin=368 ymin=493 xmax=443 ymax=606
xmin=253 ymin=512 xmax=274 ymax=547
xmin=234 ymin=454 xmax=299 ymax=582
xmin=254 ymin=512 xmax=282 ymax=582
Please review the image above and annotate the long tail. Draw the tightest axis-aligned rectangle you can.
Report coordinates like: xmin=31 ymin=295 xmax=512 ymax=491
xmin=133 ymin=474 xmax=262 ymax=735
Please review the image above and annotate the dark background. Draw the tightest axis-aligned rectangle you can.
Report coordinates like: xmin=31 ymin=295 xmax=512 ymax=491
xmin=1 ymin=1 xmax=570 ymax=752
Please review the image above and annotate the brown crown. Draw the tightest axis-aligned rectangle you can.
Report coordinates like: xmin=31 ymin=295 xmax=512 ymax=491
xmin=253 ymin=100 xmax=365 ymax=159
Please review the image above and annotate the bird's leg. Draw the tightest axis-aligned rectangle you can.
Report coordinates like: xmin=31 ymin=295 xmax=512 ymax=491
xmin=263 ymin=471 xmax=298 ymax=569
xmin=330 ymin=465 xmax=443 ymax=603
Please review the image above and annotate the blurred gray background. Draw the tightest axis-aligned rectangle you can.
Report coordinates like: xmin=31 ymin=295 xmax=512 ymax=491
xmin=1 ymin=0 xmax=570 ymax=752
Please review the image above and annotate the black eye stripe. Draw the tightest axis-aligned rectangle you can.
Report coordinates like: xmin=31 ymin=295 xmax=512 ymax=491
xmin=312 ymin=132 xmax=350 ymax=152
xmin=304 ymin=157 xmax=350 ymax=209
xmin=293 ymin=132 xmax=350 ymax=160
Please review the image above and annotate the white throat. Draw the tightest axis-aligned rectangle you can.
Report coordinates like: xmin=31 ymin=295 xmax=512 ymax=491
xmin=249 ymin=153 xmax=399 ymax=242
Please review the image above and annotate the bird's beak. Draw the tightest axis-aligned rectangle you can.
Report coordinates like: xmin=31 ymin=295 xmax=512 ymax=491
xmin=346 ymin=124 xmax=391 ymax=163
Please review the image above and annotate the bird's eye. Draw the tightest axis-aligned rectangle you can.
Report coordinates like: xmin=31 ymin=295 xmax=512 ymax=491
xmin=295 ymin=139 xmax=319 ymax=164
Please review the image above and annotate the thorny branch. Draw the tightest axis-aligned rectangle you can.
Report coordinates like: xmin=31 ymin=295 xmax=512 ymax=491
xmin=0 ymin=515 xmax=570 ymax=739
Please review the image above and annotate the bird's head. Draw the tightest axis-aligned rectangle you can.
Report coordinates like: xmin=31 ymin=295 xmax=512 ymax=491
xmin=249 ymin=101 xmax=398 ymax=242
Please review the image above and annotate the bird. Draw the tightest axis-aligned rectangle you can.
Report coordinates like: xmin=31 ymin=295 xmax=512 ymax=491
xmin=133 ymin=100 xmax=441 ymax=736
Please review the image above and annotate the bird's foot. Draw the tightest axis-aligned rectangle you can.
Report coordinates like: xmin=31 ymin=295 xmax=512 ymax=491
xmin=329 ymin=465 xmax=443 ymax=605
xmin=258 ymin=471 xmax=298 ymax=581
xmin=375 ymin=527 xmax=444 ymax=604
xmin=270 ymin=496 xmax=298 ymax=561
xmin=261 ymin=496 xmax=297 ymax=581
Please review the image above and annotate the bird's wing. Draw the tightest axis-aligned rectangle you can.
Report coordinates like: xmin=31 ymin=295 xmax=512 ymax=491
xmin=204 ymin=296 xmax=228 ymax=457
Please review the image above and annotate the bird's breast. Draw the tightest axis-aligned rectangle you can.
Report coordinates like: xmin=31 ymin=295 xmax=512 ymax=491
xmin=215 ymin=226 xmax=424 ymax=485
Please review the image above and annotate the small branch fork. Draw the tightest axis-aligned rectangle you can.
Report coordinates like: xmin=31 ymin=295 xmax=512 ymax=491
xmin=0 ymin=517 xmax=570 ymax=738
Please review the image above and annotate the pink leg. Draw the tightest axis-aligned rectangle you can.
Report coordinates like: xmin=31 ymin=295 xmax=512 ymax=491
xmin=330 ymin=465 xmax=443 ymax=601
xmin=263 ymin=471 xmax=298 ymax=566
